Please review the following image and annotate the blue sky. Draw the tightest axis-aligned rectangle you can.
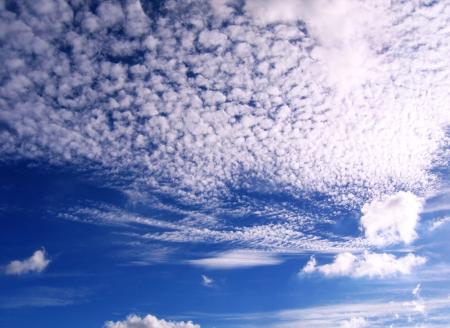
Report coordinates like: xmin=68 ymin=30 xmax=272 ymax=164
xmin=1 ymin=0 xmax=450 ymax=327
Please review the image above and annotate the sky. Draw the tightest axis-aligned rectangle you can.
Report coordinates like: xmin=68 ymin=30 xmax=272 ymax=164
xmin=0 ymin=0 xmax=450 ymax=327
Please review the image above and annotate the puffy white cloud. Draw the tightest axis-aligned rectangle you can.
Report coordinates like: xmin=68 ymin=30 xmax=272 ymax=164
xmin=302 ymin=251 xmax=426 ymax=278
xmin=360 ymin=191 xmax=424 ymax=246
xmin=104 ymin=314 xmax=200 ymax=328
xmin=188 ymin=249 xmax=282 ymax=269
xmin=209 ymin=0 xmax=235 ymax=19
xmin=4 ymin=249 xmax=50 ymax=275
xmin=301 ymin=256 xmax=317 ymax=274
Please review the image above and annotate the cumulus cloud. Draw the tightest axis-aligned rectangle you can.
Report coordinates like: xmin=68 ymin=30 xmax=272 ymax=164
xmin=360 ymin=191 xmax=424 ymax=246
xmin=188 ymin=249 xmax=282 ymax=269
xmin=4 ymin=249 xmax=50 ymax=275
xmin=301 ymin=251 xmax=426 ymax=278
xmin=104 ymin=314 xmax=200 ymax=328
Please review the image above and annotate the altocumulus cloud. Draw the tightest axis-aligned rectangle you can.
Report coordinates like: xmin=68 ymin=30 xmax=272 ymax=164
xmin=0 ymin=0 xmax=448 ymax=207
xmin=104 ymin=314 xmax=200 ymax=328
xmin=4 ymin=249 xmax=50 ymax=275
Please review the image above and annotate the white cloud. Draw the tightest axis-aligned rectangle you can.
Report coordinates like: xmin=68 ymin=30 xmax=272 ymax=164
xmin=244 ymin=0 xmax=388 ymax=92
xmin=360 ymin=191 xmax=424 ymax=246
xmin=188 ymin=249 xmax=282 ymax=269
xmin=268 ymin=296 xmax=450 ymax=328
xmin=302 ymin=251 xmax=426 ymax=278
xmin=301 ymin=256 xmax=317 ymax=274
xmin=429 ymin=216 xmax=450 ymax=232
xmin=339 ymin=316 xmax=367 ymax=328
xmin=104 ymin=314 xmax=200 ymax=328
xmin=209 ymin=0 xmax=234 ymax=19
xmin=201 ymin=274 xmax=214 ymax=287
xmin=0 ymin=0 xmax=448 ymax=209
xmin=5 ymin=249 xmax=50 ymax=275
xmin=0 ymin=0 xmax=449 ymax=262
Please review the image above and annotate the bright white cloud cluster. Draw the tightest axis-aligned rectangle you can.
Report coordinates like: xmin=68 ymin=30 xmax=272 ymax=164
xmin=302 ymin=251 xmax=426 ymax=278
xmin=188 ymin=249 xmax=282 ymax=269
xmin=4 ymin=249 xmax=50 ymax=275
xmin=360 ymin=191 xmax=424 ymax=246
xmin=0 ymin=0 xmax=448 ymax=208
xmin=104 ymin=314 xmax=200 ymax=328
xmin=244 ymin=0 xmax=387 ymax=92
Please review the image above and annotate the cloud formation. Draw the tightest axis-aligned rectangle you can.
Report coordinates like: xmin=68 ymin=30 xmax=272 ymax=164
xmin=4 ymin=249 xmax=50 ymax=275
xmin=201 ymin=274 xmax=214 ymax=287
xmin=104 ymin=314 xmax=200 ymax=328
xmin=0 ymin=0 xmax=448 ymax=209
xmin=360 ymin=191 xmax=424 ymax=246
xmin=188 ymin=249 xmax=282 ymax=269
xmin=268 ymin=295 xmax=450 ymax=328
xmin=302 ymin=251 xmax=426 ymax=278
xmin=339 ymin=317 xmax=367 ymax=328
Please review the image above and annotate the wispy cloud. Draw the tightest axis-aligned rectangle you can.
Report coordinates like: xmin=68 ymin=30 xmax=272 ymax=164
xmin=201 ymin=274 xmax=214 ymax=287
xmin=0 ymin=287 xmax=89 ymax=309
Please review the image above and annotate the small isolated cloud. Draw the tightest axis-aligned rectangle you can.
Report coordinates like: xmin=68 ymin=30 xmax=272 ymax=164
xmin=340 ymin=316 xmax=367 ymax=328
xmin=201 ymin=274 xmax=214 ymax=287
xmin=4 ymin=249 xmax=50 ymax=275
xmin=301 ymin=252 xmax=426 ymax=278
xmin=360 ymin=191 xmax=424 ymax=246
xmin=188 ymin=250 xmax=282 ymax=269
xmin=406 ymin=283 xmax=425 ymax=313
xmin=104 ymin=314 xmax=200 ymax=328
